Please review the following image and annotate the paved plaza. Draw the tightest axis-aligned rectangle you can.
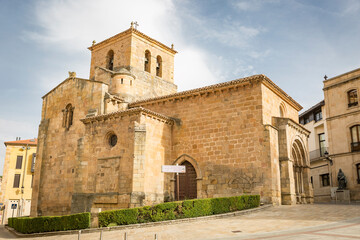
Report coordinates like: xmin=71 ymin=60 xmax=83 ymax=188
xmin=1 ymin=204 xmax=360 ymax=239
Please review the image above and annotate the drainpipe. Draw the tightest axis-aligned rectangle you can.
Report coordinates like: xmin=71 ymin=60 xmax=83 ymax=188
xmin=20 ymin=144 xmax=29 ymax=217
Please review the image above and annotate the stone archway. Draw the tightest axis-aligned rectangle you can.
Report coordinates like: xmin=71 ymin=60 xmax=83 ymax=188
xmin=172 ymin=154 xmax=202 ymax=200
xmin=175 ymin=161 xmax=197 ymax=200
xmin=291 ymin=139 xmax=308 ymax=203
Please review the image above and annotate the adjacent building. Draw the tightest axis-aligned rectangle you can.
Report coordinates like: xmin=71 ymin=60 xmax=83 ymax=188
xmin=299 ymin=100 xmax=332 ymax=202
xmin=31 ymin=25 xmax=312 ymax=217
xmin=0 ymin=138 xmax=37 ymax=224
xmin=301 ymin=68 xmax=360 ymax=202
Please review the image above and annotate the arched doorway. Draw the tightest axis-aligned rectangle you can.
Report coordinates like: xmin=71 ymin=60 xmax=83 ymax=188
xmin=175 ymin=161 xmax=197 ymax=200
xmin=291 ymin=139 xmax=307 ymax=203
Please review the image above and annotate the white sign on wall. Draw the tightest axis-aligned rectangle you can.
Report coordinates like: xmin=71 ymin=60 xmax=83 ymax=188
xmin=161 ymin=165 xmax=186 ymax=173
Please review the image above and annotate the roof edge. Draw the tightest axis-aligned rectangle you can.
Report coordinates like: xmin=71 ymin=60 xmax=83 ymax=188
xmin=88 ymin=27 xmax=177 ymax=54
xmin=42 ymin=77 xmax=106 ymax=99
xmin=299 ymin=100 xmax=325 ymax=118
xmin=81 ymin=107 xmax=174 ymax=125
xmin=129 ymin=74 xmax=302 ymax=111
xmin=4 ymin=139 xmax=37 ymax=146
xmin=324 ymin=67 xmax=360 ymax=83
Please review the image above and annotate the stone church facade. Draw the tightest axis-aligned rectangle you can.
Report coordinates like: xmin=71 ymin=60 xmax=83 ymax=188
xmin=31 ymin=25 xmax=313 ymax=217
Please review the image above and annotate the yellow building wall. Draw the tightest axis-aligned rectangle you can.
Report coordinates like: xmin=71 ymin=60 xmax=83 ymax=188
xmin=0 ymin=143 xmax=36 ymax=223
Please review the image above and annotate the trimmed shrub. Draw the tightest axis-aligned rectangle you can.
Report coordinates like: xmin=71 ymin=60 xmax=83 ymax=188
xmin=98 ymin=208 xmax=138 ymax=227
xmin=98 ymin=195 xmax=260 ymax=227
xmin=8 ymin=212 xmax=90 ymax=234
xmin=181 ymin=198 xmax=212 ymax=218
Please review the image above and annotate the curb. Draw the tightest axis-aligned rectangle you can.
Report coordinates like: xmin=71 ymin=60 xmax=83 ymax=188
xmin=6 ymin=204 xmax=272 ymax=238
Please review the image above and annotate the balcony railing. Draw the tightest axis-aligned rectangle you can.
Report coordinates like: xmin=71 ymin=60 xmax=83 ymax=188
xmin=351 ymin=142 xmax=360 ymax=152
xmin=309 ymin=147 xmax=328 ymax=161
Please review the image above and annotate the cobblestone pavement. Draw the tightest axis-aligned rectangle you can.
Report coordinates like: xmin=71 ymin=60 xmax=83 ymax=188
xmin=2 ymin=204 xmax=360 ymax=239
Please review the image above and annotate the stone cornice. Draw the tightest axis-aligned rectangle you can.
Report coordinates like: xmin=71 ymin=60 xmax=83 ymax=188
xmin=326 ymin=150 xmax=360 ymax=158
xmin=81 ymin=107 xmax=174 ymax=125
xmin=286 ymin=118 xmax=311 ymax=137
xmin=88 ymin=28 xmax=177 ymax=54
xmin=264 ymin=124 xmax=279 ymax=131
xmin=274 ymin=117 xmax=310 ymax=137
xmin=96 ymin=66 xmax=136 ymax=79
xmin=324 ymin=66 xmax=360 ymax=83
xmin=323 ymin=74 xmax=360 ymax=91
xmin=326 ymin=108 xmax=360 ymax=121
xmin=130 ymin=74 xmax=302 ymax=111
xmin=42 ymin=77 xmax=106 ymax=99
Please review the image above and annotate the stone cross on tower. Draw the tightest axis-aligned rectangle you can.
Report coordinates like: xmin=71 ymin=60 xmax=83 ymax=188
xmin=131 ymin=21 xmax=139 ymax=29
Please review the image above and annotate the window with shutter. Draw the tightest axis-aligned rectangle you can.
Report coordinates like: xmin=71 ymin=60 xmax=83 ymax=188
xmin=13 ymin=174 xmax=21 ymax=188
xmin=16 ymin=156 xmax=23 ymax=169
xmin=31 ymin=153 xmax=36 ymax=173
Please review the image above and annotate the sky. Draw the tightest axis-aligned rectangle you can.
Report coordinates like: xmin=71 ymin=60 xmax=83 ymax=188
xmin=0 ymin=0 xmax=360 ymax=175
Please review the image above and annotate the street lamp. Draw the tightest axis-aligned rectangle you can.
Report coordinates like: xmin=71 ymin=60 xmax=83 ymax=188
xmin=323 ymin=150 xmax=334 ymax=190
xmin=324 ymin=151 xmax=333 ymax=165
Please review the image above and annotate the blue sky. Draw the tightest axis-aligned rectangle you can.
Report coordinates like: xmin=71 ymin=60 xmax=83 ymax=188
xmin=1 ymin=0 xmax=360 ymax=174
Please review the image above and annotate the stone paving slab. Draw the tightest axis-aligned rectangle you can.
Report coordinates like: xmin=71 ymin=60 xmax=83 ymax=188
xmin=2 ymin=204 xmax=360 ymax=239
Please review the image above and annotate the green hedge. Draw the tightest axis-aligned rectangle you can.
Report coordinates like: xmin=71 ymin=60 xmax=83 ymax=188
xmin=8 ymin=212 xmax=91 ymax=234
xmin=99 ymin=195 xmax=260 ymax=227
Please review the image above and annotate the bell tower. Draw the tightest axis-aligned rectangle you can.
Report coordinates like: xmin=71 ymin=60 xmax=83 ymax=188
xmin=88 ymin=23 xmax=178 ymax=102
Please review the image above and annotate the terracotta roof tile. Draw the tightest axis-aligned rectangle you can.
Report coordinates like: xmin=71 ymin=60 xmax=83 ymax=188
xmin=4 ymin=139 xmax=37 ymax=146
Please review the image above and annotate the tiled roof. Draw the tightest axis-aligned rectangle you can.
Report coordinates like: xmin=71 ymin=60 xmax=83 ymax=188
xmin=299 ymin=100 xmax=325 ymax=118
xmin=4 ymin=139 xmax=37 ymax=146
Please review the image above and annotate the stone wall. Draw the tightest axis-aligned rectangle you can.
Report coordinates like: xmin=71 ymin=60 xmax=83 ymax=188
xmin=31 ymin=78 xmax=107 ymax=217
xmin=131 ymin=81 xmax=275 ymax=202
xmin=89 ymin=35 xmax=132 ymax=79
xmin=323 ymin=68 xmax=360 ymax=200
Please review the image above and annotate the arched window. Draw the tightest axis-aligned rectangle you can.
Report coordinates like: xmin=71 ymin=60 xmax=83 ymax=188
xmin=279 ymin=106 xmax=284 ymax=117
xmin=350 ymin=125 xmax=360 ymax=152
xmin=63 ymin=104 xmax=74 ymax=130
xmin=279 ymin=103 xmax=286 ymax=117
xmin=156 ymin=55 xmax=162 ymax=77
xmin=106 ymin=50 xmax=114 ymax=70
xmin=144 ymin=50 xmax=151 ymax=73
xmin=348 ymin=89 xmax=358 ymax=107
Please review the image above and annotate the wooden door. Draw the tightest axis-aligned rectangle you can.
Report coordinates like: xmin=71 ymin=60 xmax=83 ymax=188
xmin=175 ymin=161 xmax=197 ymax=200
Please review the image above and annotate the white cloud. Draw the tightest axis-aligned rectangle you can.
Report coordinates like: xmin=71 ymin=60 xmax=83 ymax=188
xmin=342 ymin=0 xmax=360 ymax=14
xmin=203 ymin=23 xmax=260 ymax=48
xmin=233 ymin=0 xmax=280 ymax=12
xmin=234 ymin=1 xmax=261 ymax=11
xmin=26 ymin=0 xmax=221 ymax=91
xmin=175 ymin=47 xmax=218 ymax=90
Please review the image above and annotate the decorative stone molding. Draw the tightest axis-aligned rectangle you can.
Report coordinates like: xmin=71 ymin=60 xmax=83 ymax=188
xmin=81 ymin=107 xmax=174 ymax=125
xmin=274 ymin=117 xmax=310 ymax=137
xmin=95 ymin=66 xmax=136 ymax=79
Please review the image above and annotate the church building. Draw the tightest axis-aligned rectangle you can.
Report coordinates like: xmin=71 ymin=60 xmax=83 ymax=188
xmin=31 ymin=24 xmax=313 ymax=217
